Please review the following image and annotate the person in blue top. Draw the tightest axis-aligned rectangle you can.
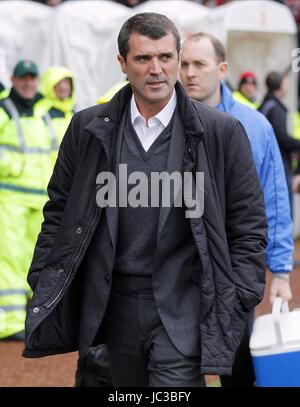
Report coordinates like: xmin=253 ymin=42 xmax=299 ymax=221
xmin=180 ymin=32 xmax=294 ymax=387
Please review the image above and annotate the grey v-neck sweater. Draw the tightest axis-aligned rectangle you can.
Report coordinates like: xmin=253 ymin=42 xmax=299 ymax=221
xmin=114 ymin=109 xmax=173 ymax=277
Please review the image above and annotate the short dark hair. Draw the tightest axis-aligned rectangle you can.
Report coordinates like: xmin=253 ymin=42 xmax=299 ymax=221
xmin=186 ymin=32 xmax=226 ymax=64
xmin=265 ymin=71 xmax=284 ymax=93
xmin=118 ymin=12 xmax=181 ymax=59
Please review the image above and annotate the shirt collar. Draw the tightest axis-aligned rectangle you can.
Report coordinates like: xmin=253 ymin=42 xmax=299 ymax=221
xmin=130 ymin=90 xmax=177 ymax=127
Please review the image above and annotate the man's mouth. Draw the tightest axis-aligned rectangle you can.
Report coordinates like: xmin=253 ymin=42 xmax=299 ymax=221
xmin=147 ymin=81 xmax=165 ymax=86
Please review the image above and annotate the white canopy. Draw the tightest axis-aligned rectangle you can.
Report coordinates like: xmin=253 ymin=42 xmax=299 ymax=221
xmin=200 ymin=0 xmax=296 ymax=39
xmin=134 ymin=0 xmax=209 ymax=38
xmin=0 ymin=1 xmax=53 ymax=87
xmin=47 ymin=0 xmax=130 ymax=109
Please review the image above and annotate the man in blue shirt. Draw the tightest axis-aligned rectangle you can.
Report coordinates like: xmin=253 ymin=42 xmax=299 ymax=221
xmin=180 ymin=32 xmax=293 ymax=386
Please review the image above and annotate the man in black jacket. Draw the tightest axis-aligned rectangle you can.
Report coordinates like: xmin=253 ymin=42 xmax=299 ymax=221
xmin=23 ymin=13 xmax=267 ymax=386
xmin=259 ymin=71 xmax=300 ymax=215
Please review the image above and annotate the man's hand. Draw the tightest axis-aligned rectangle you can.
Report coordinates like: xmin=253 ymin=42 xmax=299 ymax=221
xmin=270 ymin=274 xmax=292 ymax=304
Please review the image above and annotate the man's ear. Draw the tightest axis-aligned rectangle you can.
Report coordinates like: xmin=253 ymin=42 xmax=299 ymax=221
xmin=218 ymin=61 xmax=228 ymax=81
xmin=117 ymin=54 xmax=127 ymax=75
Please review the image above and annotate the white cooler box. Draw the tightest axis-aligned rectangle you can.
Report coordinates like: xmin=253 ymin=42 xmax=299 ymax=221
xmin=250 ymin=297 xmax=300 ymax=387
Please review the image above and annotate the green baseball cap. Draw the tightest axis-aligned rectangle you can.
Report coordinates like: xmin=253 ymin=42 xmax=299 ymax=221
xmin=13 ymin=60 xmax=39 ymax=78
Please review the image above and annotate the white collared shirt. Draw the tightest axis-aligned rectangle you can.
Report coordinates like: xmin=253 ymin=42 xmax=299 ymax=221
xmin=130 ymin=90 xmax=177 ymax=152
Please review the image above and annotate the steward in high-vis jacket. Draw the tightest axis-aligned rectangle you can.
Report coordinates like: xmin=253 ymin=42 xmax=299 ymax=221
xmin=232 ymin=71 xmax=258 ymax=110
xmin=0 ymin=60 xmax=54 ymax=340
xmin=36 ymin=66 xmax=75 ymax=167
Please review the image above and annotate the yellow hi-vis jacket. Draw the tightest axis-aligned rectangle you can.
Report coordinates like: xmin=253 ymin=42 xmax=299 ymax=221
xmin=294 ymin=111 xmax=300 ymax=140
xmin=97 ymin=80 xmax=129 ymax=104
xmin=35 ymin=66 xmax=75 ymax=164
xmin=0 ymin=94 xmax=55 ymax=208
xmin=232 ymin=90 xmax=258 ymax=110
xmin=0 ymin=89 xmax=9 ymax=100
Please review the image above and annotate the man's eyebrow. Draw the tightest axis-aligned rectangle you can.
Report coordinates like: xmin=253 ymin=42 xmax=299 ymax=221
xmin=181 ymin=58 xmax=204 ymax=64
xmin=133 ymin=54 xmax=151 ymax=60
xmin=160 ymin=52 xmax=174 ymax=57
xmin=133 ymin=52 xmax=175 ymax=60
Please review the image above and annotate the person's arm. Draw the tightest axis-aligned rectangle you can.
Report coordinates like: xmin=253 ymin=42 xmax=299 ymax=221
xmin=224 ymin=121 xmax=268 ymax=311
xmin=259 ymin=122 xmax=293 ymax=302
xmin=27 ymin=113 xmax=79 ymax=290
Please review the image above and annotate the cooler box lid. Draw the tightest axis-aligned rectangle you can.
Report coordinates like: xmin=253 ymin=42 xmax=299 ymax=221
xmin=250 ymin=298 xmax=300 ymax=354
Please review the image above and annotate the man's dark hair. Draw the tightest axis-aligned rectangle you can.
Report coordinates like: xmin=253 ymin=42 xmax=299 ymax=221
xmin=118 ymin=12 xmax=181 ymax=59
xmin=187 ymin=32 xmax=226 ymax=64
xmin=265 ymin=71 xmax=284 ymax=93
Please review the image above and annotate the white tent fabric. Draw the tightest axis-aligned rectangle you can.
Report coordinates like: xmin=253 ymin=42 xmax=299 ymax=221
xmin=134 ymin=0 xmax=209 ymax=39
xmin=0 ymin=1 xmax=53 ymax=87
xmin=197 ymin=0 xmax=296 ymax=41
xmin=48 ymin=0 xmax=130 ymax=109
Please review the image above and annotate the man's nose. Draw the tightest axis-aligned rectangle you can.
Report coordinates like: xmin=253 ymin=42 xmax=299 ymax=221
xmin=24 ymin=79 xmax=34 ymax=87
xmin=185 ymin=65 xmax=196 ymax=78
xmin=149 ymin=58 xmax=163 ymax=75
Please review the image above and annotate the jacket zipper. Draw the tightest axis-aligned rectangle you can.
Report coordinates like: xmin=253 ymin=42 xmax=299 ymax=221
xmin=46 ymin=207 xmax=99 ymax=309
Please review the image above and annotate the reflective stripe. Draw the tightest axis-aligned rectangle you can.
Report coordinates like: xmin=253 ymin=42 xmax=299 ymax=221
xmin=0 ymin=182 xmax=47 ymax=195
xmin=0 ymin=305 xmax=26 ymax=312
xmin=0 ymin=289 xmax=28 ymax=296
xmin=3 ymin=99 xmax=26 ymax=152
xmin=42 ymin=112 xmax=59 ymax=151
xmin=2 ymin=99 xmax=58 ymax=153
xmin=0 ymin=144 xmax=52 ymax=154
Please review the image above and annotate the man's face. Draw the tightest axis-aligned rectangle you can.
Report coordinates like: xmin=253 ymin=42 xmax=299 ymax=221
xmin=118 ymin=32 xmax=179 ymax=111
xmin=11 ymin=74 xmax=39 ymax=100
xmin=240 ymin=81 xmax=257 ymax=100
xmin=54 ymin=78 xmax=72 ymax=99
xmin=180 ymin=38 xmax=226 ymax=105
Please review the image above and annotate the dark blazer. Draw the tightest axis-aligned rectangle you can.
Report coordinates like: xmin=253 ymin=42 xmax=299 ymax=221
xmin=22 ymin=82 xmax=267 ymax=375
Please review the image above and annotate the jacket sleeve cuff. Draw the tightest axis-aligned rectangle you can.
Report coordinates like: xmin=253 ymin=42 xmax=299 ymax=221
xmin=271 ymin=272 xmax=290 ymax=281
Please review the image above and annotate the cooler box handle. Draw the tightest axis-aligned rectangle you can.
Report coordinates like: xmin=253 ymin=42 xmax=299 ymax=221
xmin=272 ymin=297 xmax=289 ymax=348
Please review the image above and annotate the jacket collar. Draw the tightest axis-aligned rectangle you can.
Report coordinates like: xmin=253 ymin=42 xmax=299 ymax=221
xmin=262 ymin=92 xmax=287 ymax=112
xmin=84 ymin=81 xmax=204 ymax=146
xmin=217 ymin=82 xmax=235 ymax=113
xmin=175 ymin=81 xmax=204 ymax=139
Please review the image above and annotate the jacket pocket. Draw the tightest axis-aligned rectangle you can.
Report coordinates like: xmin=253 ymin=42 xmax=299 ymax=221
xmin=231 ymin=288 xmax=250 ymax=353
xmin=29 ymin=266 xmax=65 ymax=307
xmin=235 ymin=286 xmax=259 ymax=313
